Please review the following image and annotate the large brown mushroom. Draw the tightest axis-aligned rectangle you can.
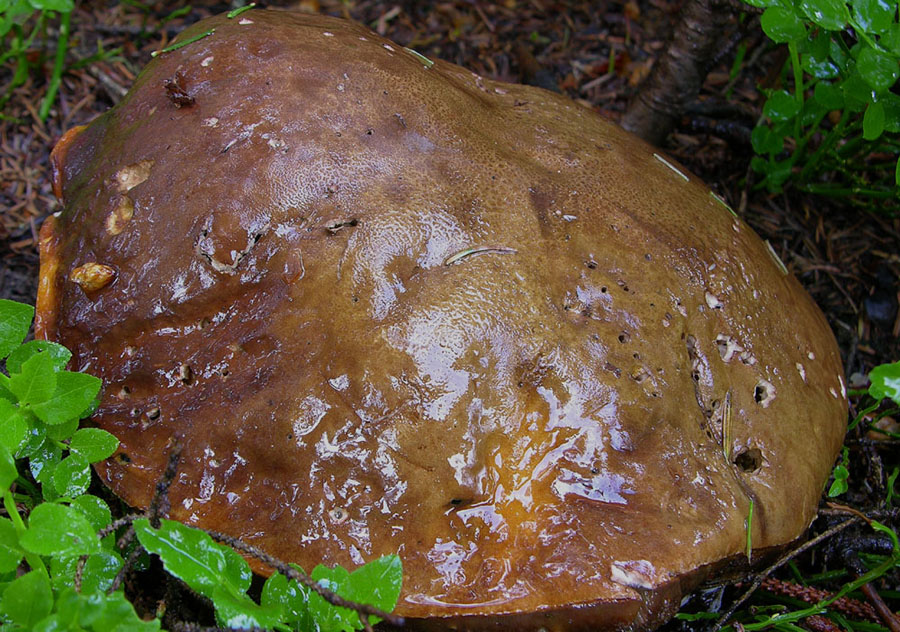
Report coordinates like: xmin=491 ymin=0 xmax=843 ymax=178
xmin=37 ymin=9 xmax=847 ymax=631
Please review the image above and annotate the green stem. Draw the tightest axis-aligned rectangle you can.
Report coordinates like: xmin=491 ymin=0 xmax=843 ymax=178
xmin=39 ymin=10 xmax=71 ymax=122
xmin=3 ymin=489 xmax=48 ymax=577
xmin=788 ymin=41 xmax=803 ymax=143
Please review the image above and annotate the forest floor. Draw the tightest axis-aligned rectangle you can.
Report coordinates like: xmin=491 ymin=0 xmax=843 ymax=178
xmin=1 ymin=1 xmax=898 ymax=630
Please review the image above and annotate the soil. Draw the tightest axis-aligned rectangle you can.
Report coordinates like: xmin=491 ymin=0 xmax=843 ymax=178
xmin=1 ymin=1 xmax=898 ymax=630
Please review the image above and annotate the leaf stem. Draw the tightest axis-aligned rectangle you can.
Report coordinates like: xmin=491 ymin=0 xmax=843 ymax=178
xmin=39 ymin=10 xmax=71 ymax=121
xmin=3 ymin=488 xmax=49 ymax=576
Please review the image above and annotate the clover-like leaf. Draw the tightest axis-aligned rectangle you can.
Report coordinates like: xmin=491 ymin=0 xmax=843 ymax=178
xmin=0 ymin=299 xmax=33 ymax=360
xmin=19 ymin=502 xmax=101 ymax=557
xmin=69 ymin=427 xmax=119 ymax=463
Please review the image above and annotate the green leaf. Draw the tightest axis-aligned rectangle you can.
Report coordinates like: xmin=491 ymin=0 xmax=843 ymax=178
xmin=71 ymin=494 xmax=113 ymax=532
xmin=814 ymin=81 xmax=845 ymax=109
xmin=0 ymin=518 xmax=23 ymax=573
xmin=0 ymin=444 xmax=16 ymax=490
xmin=30 ymin=370 xmax=101 ymax=425
xmin=0 ymin=399 xmax=29 ymax=454
xmin=857 ymin=45 xmax=900 ymax=92
xmin=212 ymin=585 xmax=285 ymax=629
xmin=70 ymin=427 xmax=119 ymax=463
xmin=869 ymin=361 xmax=900 ymax=404
xmin=828 ymin=464 xmax=850 ymax=496
xmin=46 ymin=416 xmax=79 ymax=441
xmin=5 ymin=340 xmax=71 ymax=374
xmin=8 ymin=352 xmax=57 ymax=405
xmin=883 ymin=24 xmax=900 ymax=55
xmin=133 ymin=518 xmax=252 ymax=601
xmin=261 ymin=568 xmax=313 ymax=627
xmin=19 ymin=502 xmax=101 ymax=557
xmin=800 ymin=0 xmax=849 ymax=29
xmin=852 ymin=0 xmax=894 ymax=33
xmin=52 ymin=452 xmax=92 ymax=497
xmin=882 ymin=93 xmax=900 ymax=132
xmin=763 ymin=90 xmax=801 ymax=122
xmin=343 ymin=555 xmax=402 ymax=622
xmin=761 ymin=6 xmax=807 ymax=42
xmin=29 ymin=0 xmax=74 ymax=11
xmin=802 ymin=32 xmax=840 ymax=78
xmin=751 ymin=123 xmax=786 ymax=155
xmin=51 ymin=551 xmax=123 ymax=594
xmin=863 ymin=100 xmax=885 ymax=139
xmin=896 ymin=156 xmax=900 ymax=187
xmin=0 ymin=570 xmax=53 ymax=627
xmin=309 ymin=565 xmax=357 ymax=632
xmin=29 ymin=438 xmax=62 ymax=484
xmin=80 ymin=590 xmax=161 ymax=631
xmin=0 ymin=300 xmax=33 ymax=359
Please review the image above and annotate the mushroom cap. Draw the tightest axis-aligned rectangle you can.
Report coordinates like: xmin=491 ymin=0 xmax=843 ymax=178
xmin=38 ymin=10 xmax=847 ymax=630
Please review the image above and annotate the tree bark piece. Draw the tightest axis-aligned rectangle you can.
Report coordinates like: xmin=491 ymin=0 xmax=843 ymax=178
xmin=621 ymin=0 xmax=731 ymax=145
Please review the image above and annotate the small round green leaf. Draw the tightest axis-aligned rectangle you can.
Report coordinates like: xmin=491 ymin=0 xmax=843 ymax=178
xmin=869 ymin=361 xmax=900 ymax=404
xmin=761 ymin=7 xmax=807 ymax=42
xmin=52 ymin=452 xmax=92 ymax=497
xmin=69 ymin=427 xmax=119 ymax=463
xmin=19 ymin=502 xmax=101 ymax=557
xmin=852 ymin=0 xmax=894 ymax=33
xmin=800 ymin=0 xmax=849 ymax=29
xmin=857 ymin=45 xmax=900 ymax=92
xmin=0 ymin=570 xmax=52 ymax=627
xmin=863 ymin=100 xmax=886 ymax=139
xmin=71 ymin=494 xmax=113 ymax=532
xmin=763 ymin=90 xmax=801 ymax=122
xmin=0 ymin=300 xmax=33 ymax=360
xmin=51 ymin=551 xmax=123 ymax=594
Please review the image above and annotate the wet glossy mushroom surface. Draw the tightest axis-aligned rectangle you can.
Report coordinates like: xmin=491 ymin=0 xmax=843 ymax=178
xmin=38 ymin=9 xmax=847 ymax=630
